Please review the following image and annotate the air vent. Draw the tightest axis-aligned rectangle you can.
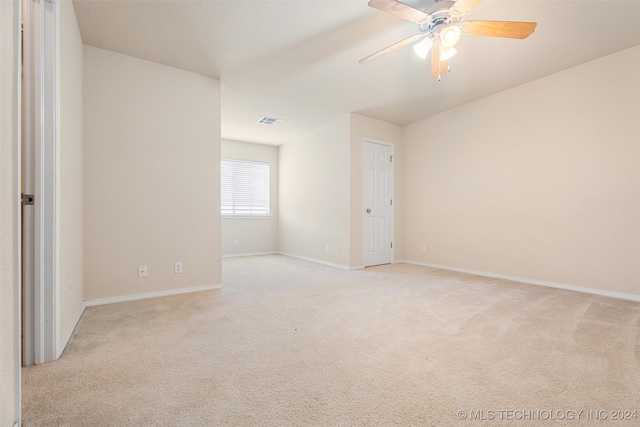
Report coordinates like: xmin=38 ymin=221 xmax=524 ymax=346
xmin=257 ymin=116 xmax=282 ymax=126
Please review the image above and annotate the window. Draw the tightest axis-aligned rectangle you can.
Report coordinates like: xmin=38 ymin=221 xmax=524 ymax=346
xmin=221 ymin=159 xmax=270 ymax=217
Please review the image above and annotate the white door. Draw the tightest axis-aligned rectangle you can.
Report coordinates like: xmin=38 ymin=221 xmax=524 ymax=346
xmin=362 ymin=139 xmax=394 ymax=267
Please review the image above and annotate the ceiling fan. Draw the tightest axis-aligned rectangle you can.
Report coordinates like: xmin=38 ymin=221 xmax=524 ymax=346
xmin=360 ymin=0 xmax=537 ymax=79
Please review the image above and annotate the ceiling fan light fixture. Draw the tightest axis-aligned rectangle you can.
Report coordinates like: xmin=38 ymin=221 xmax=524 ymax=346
xmin=412 ymin=37 xmax=433 ymax=60
xmin=440 ymin=25 xmax=461 ymax=47
xmin=439 ymin=45 xmax=458 ymax=61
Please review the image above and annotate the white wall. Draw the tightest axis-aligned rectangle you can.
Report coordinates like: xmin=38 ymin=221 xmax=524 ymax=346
xmin=83 ymin=46 xmax=221 ymax=301
xmin=402 ymin=45 xmax=640 ymax=297
xmin=221 ymin=139 xmax=278 ymax=256
xmin=349 ymin=113 xmax=403 ymax=268
xmin=279 ymin=115 xmax=351 ymax=267
xmin=0 ymin=0 xmax=18 ymax=423
xmin=278 ymin=113 xmax=402 ymax=269
xmin=58 ymin=0 xmax=85 ymax=351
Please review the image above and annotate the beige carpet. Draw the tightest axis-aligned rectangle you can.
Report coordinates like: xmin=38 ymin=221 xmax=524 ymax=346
xmin=22 ymin=255 xmax=640 ymax=426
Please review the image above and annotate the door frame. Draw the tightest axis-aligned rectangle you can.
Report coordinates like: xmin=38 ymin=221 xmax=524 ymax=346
xmin=22 ymin=0 xmax=59 ymax=366
xmin=12 ymin=0 xmax=23 ymax=423
xmin=362 ymin=138 xmax=394 ymax=267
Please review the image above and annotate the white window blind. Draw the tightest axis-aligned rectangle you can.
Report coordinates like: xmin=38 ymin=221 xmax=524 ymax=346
xmin=221 ymin=159 xmax=270 ymax=216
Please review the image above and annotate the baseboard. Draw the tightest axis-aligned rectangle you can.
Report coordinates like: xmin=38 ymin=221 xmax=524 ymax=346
xmin=57 ymin=301 xmax=88 ymax=359
xmin=278 ymin=252 xmax=354 ymax=270
xmin=85 ymin=284 xmax=224 ymax=307
xmin=399 ymin=260 xmax=640 ymax=302
xmin=222 ymin=251 xmax=278 ymax=258
xmin=223 ymin=251 xmax=365 ymax=270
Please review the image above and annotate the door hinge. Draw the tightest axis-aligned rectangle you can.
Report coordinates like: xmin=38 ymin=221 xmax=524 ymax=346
xmin=390 ymin=242 xmax=393 ymax=249
xmin=390 ymin=199 xmax=393 ymax=206
xmin=22 ymin=193 xmax=34 ymax=206
xmin=390 ymin=155 xmax=393 ymax=162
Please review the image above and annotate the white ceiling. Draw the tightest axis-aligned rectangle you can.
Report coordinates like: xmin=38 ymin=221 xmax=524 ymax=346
xmin=72 ymin=0 xmax=640 ymax=146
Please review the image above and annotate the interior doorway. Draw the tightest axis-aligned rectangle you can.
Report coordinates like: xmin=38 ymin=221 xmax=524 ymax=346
xmin=362 ymin=138 xmax=394 ymax=267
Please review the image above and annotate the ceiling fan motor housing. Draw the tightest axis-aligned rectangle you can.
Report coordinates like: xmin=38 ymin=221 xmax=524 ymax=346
xmin=418 ymin=9 xmax=460 ymax=38
xmin=404 ymin=0 xmax=456 ymax=16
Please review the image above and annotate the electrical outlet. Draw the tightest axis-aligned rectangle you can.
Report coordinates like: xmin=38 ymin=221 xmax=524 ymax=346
xmin=325 ymin=245 xmax=330 ymax=253
xmin=420 ymin=244 xmax=426 ymax=253
xmin=174 ymin=262 xmax=183 ymax=274
xmin=138 ymin=264 xmax=147 ymax=278
xmin=234 ymin=240 xmax=239 ymax=247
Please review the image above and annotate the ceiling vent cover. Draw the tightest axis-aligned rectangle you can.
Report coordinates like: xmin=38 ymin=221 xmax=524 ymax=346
xmin=257 ymin=116 xmax=282 ymax=126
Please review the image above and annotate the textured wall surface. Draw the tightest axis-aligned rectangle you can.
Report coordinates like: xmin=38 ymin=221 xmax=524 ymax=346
xmin=279 ymin=115 xmax=351 ymax=267
xmin=402 ymin=46 xmax=640 ymax=296
xmin=83 ymin=46 xmax=222 ymax=301
xmin=58 ymin=0 xmax=85 ymax=351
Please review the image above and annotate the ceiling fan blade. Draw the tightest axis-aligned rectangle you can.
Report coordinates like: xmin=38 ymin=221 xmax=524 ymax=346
xmin=450 ymin=0 xmax=483 ymax=16
xmin=360 ymin=33 xmax=425 ymax=64
xmin=368 ymin=0 xmax=430 ymax=23
xmin=431 ymin=41 xmax=449 ymax=79
xmin=460 ymin=20 xmax=537 ymax=39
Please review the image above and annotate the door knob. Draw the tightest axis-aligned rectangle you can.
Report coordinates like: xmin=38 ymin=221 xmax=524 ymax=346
xmin=366 ymin=209 xmax=371 ymax=213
